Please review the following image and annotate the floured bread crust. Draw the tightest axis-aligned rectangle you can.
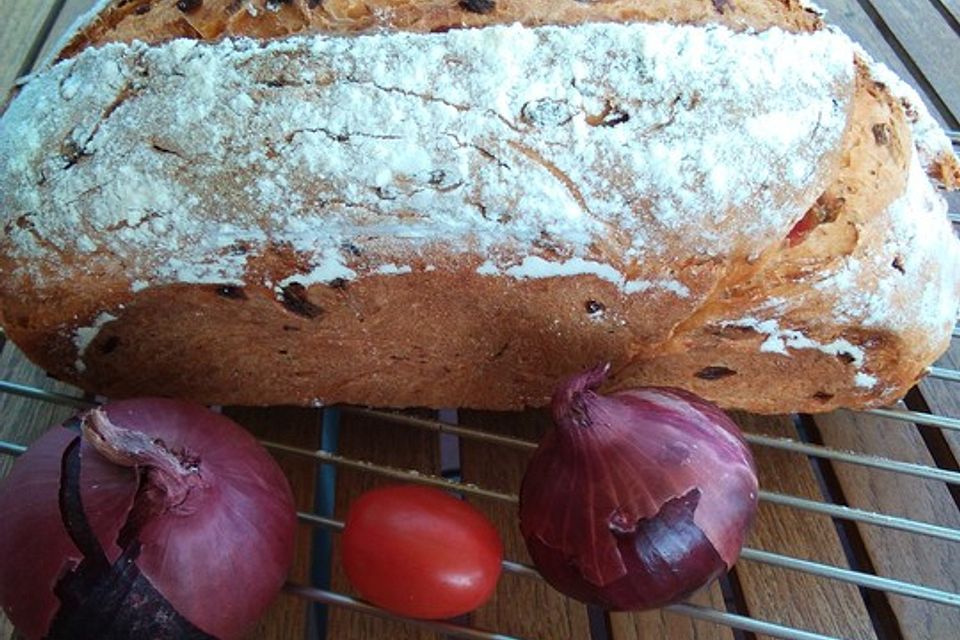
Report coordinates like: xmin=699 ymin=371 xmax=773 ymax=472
xmin=0 ymin=0 xmax=958 ymax=412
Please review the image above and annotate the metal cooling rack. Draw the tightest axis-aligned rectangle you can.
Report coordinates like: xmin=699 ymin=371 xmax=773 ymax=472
xmin=2 ymin=317 xmax=960 ymax=639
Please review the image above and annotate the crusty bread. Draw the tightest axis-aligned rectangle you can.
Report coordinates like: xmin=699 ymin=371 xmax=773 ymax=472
xmin=1 ymin=0 xmax=958 ymax=412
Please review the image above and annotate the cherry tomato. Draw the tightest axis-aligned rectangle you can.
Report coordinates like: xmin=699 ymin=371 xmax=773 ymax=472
xmin=341 ymin=485 xmax=503 ymax=619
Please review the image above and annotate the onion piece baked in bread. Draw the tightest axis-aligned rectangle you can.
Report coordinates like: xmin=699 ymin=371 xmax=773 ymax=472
xmin=0 ymin=0 xmax=958 ymax=412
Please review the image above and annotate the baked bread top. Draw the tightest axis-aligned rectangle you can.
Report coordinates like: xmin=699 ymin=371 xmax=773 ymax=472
xmin=0 ymin=0 xmax=958 ymax=411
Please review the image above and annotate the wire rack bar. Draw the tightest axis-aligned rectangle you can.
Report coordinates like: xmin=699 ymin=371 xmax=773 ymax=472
xmin=739 ymin=549 xmax=960 ymax=607
xmin=0 ymin=441 xmax=26 ymax=456
xmin=290 ymin=582 xmax=843 ymax=640
xmin=929 ymin=366 xmax=960 ymax=383
xmin=4 ymin=375 xmax=954 ymax=489
xmin=948 ymin=129 xmax=960 ymax=144
xmin=290 ymin=505 xmax=957 ymax=634
xmin=282 ymin=462 xmax=960 ymax=609
xmin=340 ymin=407 xmax=960 ymax=485
xmin=1 ymin=377 xmax=957 ymax=489
xmin=757 ymin=490 xmax=960 ymax=542
xmin=0 ymin=380 xmax=94 ymax=409
xmin=342 ymin=407 xmax=537 ymax=451
xmin=285 ymin=584 xmax=523 ymax=640
xmin=862 ymin=406 xmax=960 ymax=432
xmin=291 ymin=509 xmax=844 ymax=639
xmin=14 ymin=435 xmax=951 ymax=616
xmin=951 ymin=213 xmax=960 ymax=224
xmin=743 ymin=434 xmax=960 ymax=484
xmin=263 ymin=440 xmax=519 ymax=503
xmin=3 ymin=388 xmax=959 ymax=622
xmin=663 ymin=604 xmax=840 ymax=640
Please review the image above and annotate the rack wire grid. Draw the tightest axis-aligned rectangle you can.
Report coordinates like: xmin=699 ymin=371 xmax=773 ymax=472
xmin=3 ymin=283 xmax=960 ymax=640
xmin=3 ymin=2 xmax=960 ymax=638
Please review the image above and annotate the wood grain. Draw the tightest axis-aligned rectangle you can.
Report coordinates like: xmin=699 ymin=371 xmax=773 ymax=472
xmin=0 ymin=0 xmax=61 ymax=98
xmin=867 ymin=0 xmax=960 ymax=123
xmin=816 ymin=0 xmax=953 ymax=126
xmin=459 ymin=410 xmax=593 ymax=640
xmin=33 ymin=0 xmax=97 ymax=67
xmin=326 ymin=410 xmax=441 ymax=640
xmin=223 ymin=406 xmax=324 ymax=640
xmin=733 ymin=413 xmax=878 ymax=640
xmin=813 ymin=410 xmax=960 ymax=639
xmin=608 ymin=587 xmax=733 ymax=640
xmin=921 ymin=341 xmax=960 ymax=460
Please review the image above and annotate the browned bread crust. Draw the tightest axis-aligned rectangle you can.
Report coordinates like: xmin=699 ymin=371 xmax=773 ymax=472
xmin=58 ymin=0 xmax=823 ymax=57
xmin=1 ymin=0 xmax=958 ymax=412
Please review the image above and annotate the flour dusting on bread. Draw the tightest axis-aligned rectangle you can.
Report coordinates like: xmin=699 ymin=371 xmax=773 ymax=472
xmin=1 ymin=22 xmax=854 ymax=292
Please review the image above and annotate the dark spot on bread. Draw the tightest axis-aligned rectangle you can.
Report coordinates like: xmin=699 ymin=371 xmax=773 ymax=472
xmin=585 ymin=300 xmax=605 ymax=315
xmin=282 ymin=324 xmax=301 ymax=332
xmin=695 ymin=366 xmax=737 ymax=380
xmin=713 ymin=0 xmax=734 ymax=13
xmin=176 ymin=0 xmax=202 ymax=12
xmin=329 ymin=278 xmax=349 ymax=290
xmin=99 ymin=336 xmax=121 ymax=355
xmin=134 ymin=3 xmax=152 ymax=14
xmin=341 ymin=242 xmax=362 ymax=257
xmin=215 ymin=285 xmax=247 ymax=300
xmin=280 ymin=283 xmax=324 ymax=319
xmin=599 ymin=110 xmax=630 ymax=127
xmin=892 ymin=256 xmax=905 ymax=274
xmin=872 ymin=123 xmax=891 ymax=145
xmin=459 ymin=0 xmax=495 ymax=14
xmin=813 ymin=391 xmax=834 ymax=402
xmin=899 ymin=98 xmax=919 ymax=123
xmin=836 ymin=352 xmax=856 ymax=365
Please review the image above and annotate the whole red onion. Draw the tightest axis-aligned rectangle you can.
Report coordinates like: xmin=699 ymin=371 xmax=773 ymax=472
xmin=519 ymin=364 xmax=758 ymax=610
xmin=0 ymin=398 xmax=297 ymax=639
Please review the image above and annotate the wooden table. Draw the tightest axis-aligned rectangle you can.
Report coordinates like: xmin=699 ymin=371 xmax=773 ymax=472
xmin=1 ymin=2 xmax=959 ymax=639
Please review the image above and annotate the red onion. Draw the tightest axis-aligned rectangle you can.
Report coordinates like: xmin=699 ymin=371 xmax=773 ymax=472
xmin=0 ymin=398 xmax=297 ymax=639
xmin=519 ymin=364 xmax=758 ymax=610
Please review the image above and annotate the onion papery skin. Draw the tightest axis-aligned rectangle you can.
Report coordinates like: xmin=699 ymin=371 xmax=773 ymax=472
xmin=0 ymin=399 xmax=297 ymax=640
xmin=519 ymin=365 xmax=759 ymax=611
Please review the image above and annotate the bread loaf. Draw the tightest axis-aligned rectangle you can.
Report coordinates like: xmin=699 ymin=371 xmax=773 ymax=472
xmin=1 ymin=0 xmax=958 ymax=412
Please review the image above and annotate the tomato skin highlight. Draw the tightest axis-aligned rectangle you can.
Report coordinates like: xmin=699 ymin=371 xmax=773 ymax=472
xmin=341 ymin=485 xmax=504 ymax=619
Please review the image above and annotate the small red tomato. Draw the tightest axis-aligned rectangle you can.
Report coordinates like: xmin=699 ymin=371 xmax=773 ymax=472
xmin=341 ymin=485 xmax=503 ymax=619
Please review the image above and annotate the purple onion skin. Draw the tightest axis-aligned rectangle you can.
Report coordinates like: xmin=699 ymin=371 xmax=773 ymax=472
xmin=519 ymin=365 xmax=759 ymax=611
xmin=0 ymin=399 xmax=297 ymax=640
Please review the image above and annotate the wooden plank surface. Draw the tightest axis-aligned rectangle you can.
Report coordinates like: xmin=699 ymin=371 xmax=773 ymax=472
xmin=733 ymin=413 xmax=878 ymax=640
xmin=922 ymin=343 xmax=960 ymax=460
xmin=459 ymin=410 xmax=594 ymax=640
xmin=608 ymin=587 xmax=732 ymax=640
xmin=813 ymin=411 xmax=960 ymax=639
xmin=816 ymin=0 xmax=959 ymax=126
xmin=0 ymin=0 xmax=61 ymax=99
xmin=326 ymin=410 xmax=441 ymax=640
xmin=33 ymin=0 xmax=94 ymax=67
xmin=223 ymin=406 xmax=323 ymax=640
